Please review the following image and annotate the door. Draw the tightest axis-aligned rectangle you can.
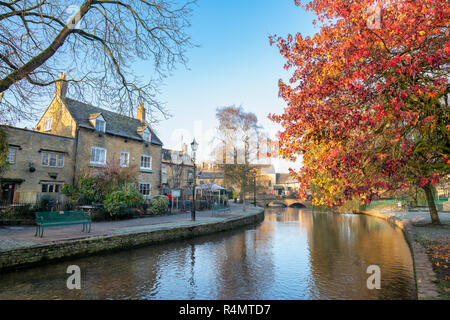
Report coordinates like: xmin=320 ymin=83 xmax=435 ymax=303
xmin=1 ymin=183 xmax=15 ymax=204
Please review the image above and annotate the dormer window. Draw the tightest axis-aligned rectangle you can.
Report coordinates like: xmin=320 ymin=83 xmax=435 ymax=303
xmin=95 ymin=116 xmax=106 ymax=133
xmin=44 ymin=118 xmax=52 ymax=131
xmin=143 ymin=128 xmax=151 ymax=142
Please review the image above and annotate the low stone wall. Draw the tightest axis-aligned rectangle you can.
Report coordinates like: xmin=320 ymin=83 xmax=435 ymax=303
xmin=0 ymin=209 xmax=264 ymax=272
xmin=358 ymin=210 xmax=440 ymax=300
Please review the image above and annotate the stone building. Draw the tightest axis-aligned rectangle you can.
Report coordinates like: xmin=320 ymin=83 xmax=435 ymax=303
xmin=0 ymin=73 xmax=163 ymax=203
xmin=0 ymin=126 xmax=76 ymax=205
xmin=274 ymin=173 xmax=300 ymax=196
xmin=161 ymin=144 xmax=194 ymax=195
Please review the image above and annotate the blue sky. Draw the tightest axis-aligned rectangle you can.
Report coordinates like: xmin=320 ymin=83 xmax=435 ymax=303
xmin=152 ymin=0 xmax=316 ymax=172
xmin=16 ymin=1 xmax=317 ymax=173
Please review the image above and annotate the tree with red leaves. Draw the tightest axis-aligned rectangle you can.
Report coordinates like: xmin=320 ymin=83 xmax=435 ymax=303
xmin=270 ymin=0 xmax=449 ymax=224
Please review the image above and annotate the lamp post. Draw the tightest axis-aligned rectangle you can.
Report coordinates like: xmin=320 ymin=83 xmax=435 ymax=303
xmin=191 ymin=139 xmax=198 ymax=221
xmin=252 ymin=170 xmax=257 ymax=207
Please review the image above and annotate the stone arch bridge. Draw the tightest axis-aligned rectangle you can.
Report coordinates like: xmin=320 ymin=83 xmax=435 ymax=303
xmin=252 ymin=196 xmax=311 ymax=208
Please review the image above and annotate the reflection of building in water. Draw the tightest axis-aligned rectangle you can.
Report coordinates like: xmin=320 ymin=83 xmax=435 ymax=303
xmin=304 ymin=212 xmax=416 ymax=299
xmin=81 ymin=247 xmax=163 ymax=299
xmin=212 ymin=221 xmax=276 ymax=299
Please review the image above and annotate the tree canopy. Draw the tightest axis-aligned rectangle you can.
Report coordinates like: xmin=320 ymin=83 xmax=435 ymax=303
xmin=270 ymin=0 xmax=449 ymax=223
xmin=0 ymin=0 xmax=196 ymax=123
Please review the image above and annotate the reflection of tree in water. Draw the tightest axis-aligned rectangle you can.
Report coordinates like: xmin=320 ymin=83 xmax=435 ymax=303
xmin=305 ymin=212 xmax=416 ymax=299
xmin=0 ymin=208 xmax=416 ymax=300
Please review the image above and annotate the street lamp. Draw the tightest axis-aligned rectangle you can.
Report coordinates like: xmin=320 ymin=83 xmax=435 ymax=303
xmin=252 ymin=170 xmax=257 ymax=207
xmin=191 ymin=139 xmax=198 ymax=221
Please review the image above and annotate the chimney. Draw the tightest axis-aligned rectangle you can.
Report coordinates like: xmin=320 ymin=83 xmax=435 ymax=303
xmin=182 ymin=143 xmax=187 ymax=154
xmin=137 ymin=102 xmax=145 ymax=123
xmin=55 ymin=73 xmax=68 ymax=98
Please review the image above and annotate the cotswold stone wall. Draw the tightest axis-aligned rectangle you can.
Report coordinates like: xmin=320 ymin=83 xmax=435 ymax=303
xmin=1 ymin=125 xmax=76 ymax=200
xmin=0 ymin=209 xmax=264 ymax=272
xmin=75 ymin=127 xmax=162 ymax=197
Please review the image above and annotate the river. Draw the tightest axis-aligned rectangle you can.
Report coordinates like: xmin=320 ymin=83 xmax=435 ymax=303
xmin=0 ymin=208 xmax=417 ymax=299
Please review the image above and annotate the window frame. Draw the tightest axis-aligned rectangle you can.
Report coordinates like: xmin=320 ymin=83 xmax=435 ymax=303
xmin=49 ymin=153 xmax=57 ymax=167
xmin=90 ymin=147 xmax=107 ymax=166
xmin=120 ymin=151 xmax=130 ymax=168
xmin=161 ymin=167 xmax=168 ymax=184
xmin=41 ymin=183 xmax=63 ymax=193
xmin=44 ymin=118 xmax=52 ymax=131
xmin=139 ymin=182 xmax=151 ymax=199
xmin=7 ymin=147 xmax=16 ymax=164
xmin=142 ymin=128 xmax=151 ymax=142
xmin=57 ymin=154 xmax=64 ymax=167
xmin=95 ymin=116 xmax=106 ymax=133
xmin=140 ymin=154 xmax=152 ymax=171
xmin=41 ymin=152 xmax=64 ymax=168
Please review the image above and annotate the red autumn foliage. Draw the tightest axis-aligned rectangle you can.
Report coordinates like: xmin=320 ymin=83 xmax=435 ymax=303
xmin=270 ymin=0 xmax=449 ymax=222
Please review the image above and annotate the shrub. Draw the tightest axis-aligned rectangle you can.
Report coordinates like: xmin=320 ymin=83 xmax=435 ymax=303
xmin=150 ymin=195 xmax=169 ymax=215
xmin=103 ymin=186 xmax=144 ymax=217
xmin=62 ymin=177 xmax=100 ymax=205
xmin=89 ymin=208 xmax=109 ymax=221
xmin=0 ymin=203 xmax=35 ymax=220
xmin=37 ymin=196 xmax=51 ymax=211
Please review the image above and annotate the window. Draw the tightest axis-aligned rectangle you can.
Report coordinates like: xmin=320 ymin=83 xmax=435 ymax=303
xmin=58 ymin=155 xmax=64 ymax=167
xmin=139 ymin=183 xmax=151 ymax=198
xmin=41 ymin=152 xmax=64 ymax=168
xmin=161 ymin=167 xmax=167 ymax=184
xmin=120 ymin=152 xmax=129 ymax=167
xmin=7 ymin=148 xmax=16 ymax=164
xmin=143 ymin=129 xmax=151 ymax=142
xmin=140 ymin=154 xmax=152 ymax=171
xmin=42 ymin=153 xmax=48 ymax=166
xmin=90 ymin=147 xmax=106 ymax=165
xmin=95 ymin=117 xmax=106 ymax=133
xmin=41 ymin=183 xmax=62 ymax=193
xmin=49 ymin=154 xmax=57 ymax=167
xmin=44 ymin=118 xmax=52 ymax=131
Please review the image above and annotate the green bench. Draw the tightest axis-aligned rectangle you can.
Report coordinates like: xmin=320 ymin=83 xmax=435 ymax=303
xmin=35 ymin=210 xmax=91 ymax=237
xmin=211 ymin=203 xmax=231 ymax=215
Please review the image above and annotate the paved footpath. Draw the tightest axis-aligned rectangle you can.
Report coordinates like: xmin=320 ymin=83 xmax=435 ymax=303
xmin=0 ymin=203 xmax=254 ymax=253
xmin=363 ymin=207 xmax=449 ymax=300
xmin=364 ymin=207 xmax=450 ymax=224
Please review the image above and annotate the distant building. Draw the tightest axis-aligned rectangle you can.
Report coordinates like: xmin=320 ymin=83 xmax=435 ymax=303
xmin=161 ymin=144 xmax=194 ymax=195
xmin=195 ymin=161 xmax=276 ymax=195
xmin=274 ymin=173 xmax=300 ymax=196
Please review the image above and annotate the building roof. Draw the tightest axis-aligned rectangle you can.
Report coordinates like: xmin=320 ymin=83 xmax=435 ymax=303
xmin=63 ymin=97 xmax=163 ymax=145
xmin=276 ymin=173 xmax=297 ymax=185
xmin=162 ymin=148 xmax=193 ymax=165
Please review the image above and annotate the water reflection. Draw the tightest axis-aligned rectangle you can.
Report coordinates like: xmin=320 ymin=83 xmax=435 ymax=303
xmin=0 ymin=208 xmax=416 ymax=300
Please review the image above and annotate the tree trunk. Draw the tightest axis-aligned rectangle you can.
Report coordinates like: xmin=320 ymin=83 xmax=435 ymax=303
xmin=422 ymin=184 xmax=441 ymax=225
xmin=242 ymin=191 xmax=246 ymax=212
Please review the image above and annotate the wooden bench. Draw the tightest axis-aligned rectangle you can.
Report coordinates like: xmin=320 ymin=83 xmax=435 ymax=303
xmin=211 ymin=203 xmax=231 ymax=215
xmin=35 ymin=210 xmax=91 ymax=237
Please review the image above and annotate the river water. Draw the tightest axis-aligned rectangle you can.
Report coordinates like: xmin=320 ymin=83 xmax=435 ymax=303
xmin=0 ymin=208 xmax=417 ymax=299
